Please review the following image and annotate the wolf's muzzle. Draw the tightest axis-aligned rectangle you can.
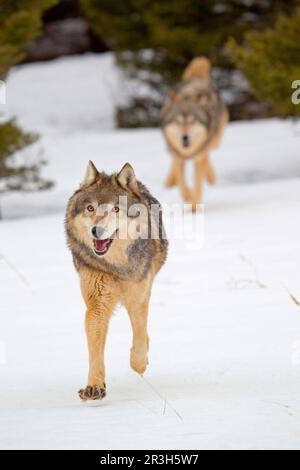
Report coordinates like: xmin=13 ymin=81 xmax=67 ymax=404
xmin=91 ymin=225 xmax=105 ymax=239
xmin=182 ymin=134 xmax=190 ymax=147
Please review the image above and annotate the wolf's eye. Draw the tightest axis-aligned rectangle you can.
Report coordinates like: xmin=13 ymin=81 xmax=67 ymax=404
xmin=86 ymin=205 xmax=94 ymax=213
xmin=113 ymin=206 xmax=119 ymax=213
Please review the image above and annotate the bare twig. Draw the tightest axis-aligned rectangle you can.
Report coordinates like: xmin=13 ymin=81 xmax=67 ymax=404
xmin=282 ymin=284 xmax=300 ymax=308
xmin=0 ymin=254 xmax=31 ymax=288
xmin=140 ymin=375 xmax=183 ymax=421
xmin=239 ymin=254 xmax=267 ymax=289
xmin=289 ymin=292 xmax=300 ymax=307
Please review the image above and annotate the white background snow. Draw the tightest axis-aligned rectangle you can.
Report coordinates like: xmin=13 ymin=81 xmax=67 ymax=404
xmin=1 ymin=53 xmax=300 ymax=450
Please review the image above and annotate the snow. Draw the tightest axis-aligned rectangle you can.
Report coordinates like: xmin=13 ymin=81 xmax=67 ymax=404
xmin=5 ymin=53 xmax=124 ymax=132
xmin=1 ymin=54 xmax=300 ymax=450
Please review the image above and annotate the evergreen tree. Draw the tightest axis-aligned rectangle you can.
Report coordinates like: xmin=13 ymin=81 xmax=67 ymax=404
xmin=81 ymin=0 xmax=298 ymax=126
xmin=0 ymin=119 xmax=52 ymax=192
xmin=227 ymin=6 xmax=300 ymax=117
xmin=0 ymin=0 xmax=58 ymax=76
xmin=0 ymin=0 xmax=57 ymax=208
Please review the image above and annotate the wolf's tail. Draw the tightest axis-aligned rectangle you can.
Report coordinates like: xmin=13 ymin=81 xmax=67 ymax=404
xmin=182 ymin=57 xmax=211 ymax=83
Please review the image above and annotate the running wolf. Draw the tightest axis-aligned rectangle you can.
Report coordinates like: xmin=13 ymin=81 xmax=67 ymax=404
xmin=65 ymin=162 xmax=168 ymax=400
xmin=161 ymin=57 xmax=228 ymax=210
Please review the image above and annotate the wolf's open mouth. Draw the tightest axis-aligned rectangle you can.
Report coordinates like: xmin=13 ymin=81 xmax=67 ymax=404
xmin=93 ymin=238 xmax=113 ymax=256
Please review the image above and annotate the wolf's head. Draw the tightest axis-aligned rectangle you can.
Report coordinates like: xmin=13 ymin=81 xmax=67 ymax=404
xmin=161 ymin=96 xmax=209 ymax=158
xmin=66 ymin=162 xmax=166 ymax=279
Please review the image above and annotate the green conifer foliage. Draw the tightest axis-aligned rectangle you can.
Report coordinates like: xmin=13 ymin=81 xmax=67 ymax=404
xmin=227 ymin=7 xmax=300 ymax=116
xmin=0 ymin=0 xmax=57 ymax=205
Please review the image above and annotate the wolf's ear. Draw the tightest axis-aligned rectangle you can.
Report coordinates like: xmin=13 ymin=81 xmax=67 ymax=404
xmin=117 ymin=163 xmax=138 ymax=193
xmin=81 ymin=160 xmax=99 ymax=187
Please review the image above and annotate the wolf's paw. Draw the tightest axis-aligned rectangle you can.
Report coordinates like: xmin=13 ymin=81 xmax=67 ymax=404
xmin=181 ymin=187 xmax=193 ymax=202
xmin=207 ymin=172 xmax=216 ymax=185
xmin=190 ymin=200 xmax=202 ymax=213
xmin=130 ymin=352 xmax=148 ymax=375
xmin=78 ymin=384 xmax=106 ymax=401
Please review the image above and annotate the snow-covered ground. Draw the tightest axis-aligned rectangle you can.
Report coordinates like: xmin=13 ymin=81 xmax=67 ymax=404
xmin=1 ymin=54 xmax=300 ymax=450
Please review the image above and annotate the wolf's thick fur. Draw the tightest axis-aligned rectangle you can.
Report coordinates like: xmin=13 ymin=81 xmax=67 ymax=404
xmin=161 ymin=57 xmax=228 ymax=210
xmin=65 ymin=162 xmax=168 ymax=400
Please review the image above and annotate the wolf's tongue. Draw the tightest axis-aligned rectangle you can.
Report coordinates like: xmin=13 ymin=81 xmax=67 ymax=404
xmin=95 ymin=239 xmax=109 ymax=251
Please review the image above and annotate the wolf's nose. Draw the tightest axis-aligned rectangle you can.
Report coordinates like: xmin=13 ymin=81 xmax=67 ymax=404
xmin=92 ymin=226 xmax=104 ymax=238
xmin=182 ymin=135 xmax=189 ymax=147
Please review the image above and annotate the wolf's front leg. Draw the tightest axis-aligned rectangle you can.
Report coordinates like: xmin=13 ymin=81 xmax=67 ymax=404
xmin=79 ymin=276 xmax=117 ymax=401
xmin=165 ymin=158 xmax=177 ymax=188
xmin=125 ymin=292 xmax=151 ymax=375
xmin=190 ymin=156 xmax=207 ymax=211
xmin=173 ymin=158 xmax=192 ymax=202
xmin=205 ymin=156 xmax=216 ymax=185
xmin=78 ymin=308 xmax=110 ymax=400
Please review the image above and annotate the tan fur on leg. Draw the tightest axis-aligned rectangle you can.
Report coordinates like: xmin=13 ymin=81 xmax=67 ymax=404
xmin=174 ymin=158 xmax=192 ymax=202
xmin=190 ymin=157 xmax=207 ymax=211
xmin=205 ymin=157 xmax=216 ymax=185
xmin=127 ymin=298 xmax=150 ymax=374
xmin=79 ymin=271 xmax=118 ymax=400
xmin=123 ymin=279 xmax=152 ymax=375
xmin=165 ymin=158 xmax=177 ymax=188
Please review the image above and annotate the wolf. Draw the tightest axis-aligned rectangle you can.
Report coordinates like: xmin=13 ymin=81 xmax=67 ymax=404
xmin=161 ymin=57 xmax=228 ymax=211
xmin=65 ymin=161 xmax=168 ymax=400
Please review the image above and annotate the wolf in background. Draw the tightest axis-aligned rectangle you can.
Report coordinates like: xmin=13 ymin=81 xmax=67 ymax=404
xmin=161 ymin=57 xmax=229 ymax=211
xmin=65 ymin=162 xmax=168 ymax=400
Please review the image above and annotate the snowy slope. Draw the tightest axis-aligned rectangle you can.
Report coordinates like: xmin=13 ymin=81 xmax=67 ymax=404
xmin=1 ymin=54 xmax=300 ymax=450
xmin=4 ymin=53 xmax=124 ymax=132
